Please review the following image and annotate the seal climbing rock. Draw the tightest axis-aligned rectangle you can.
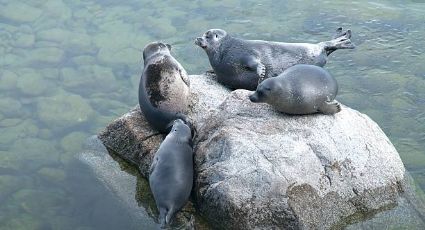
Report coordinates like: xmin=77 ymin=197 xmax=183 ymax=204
xmin=195 ymin=28 xmax=354 ymax=90
xmin=149 ymin=119 xmax=194 ymax=226
xmin=139 ymin=42 xmax=190 ymax=133
xmin=249 ymin=64 xmax=340 ymax=115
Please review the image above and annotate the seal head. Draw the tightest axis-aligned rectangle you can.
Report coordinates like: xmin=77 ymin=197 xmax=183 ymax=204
xmin=195 ymin=29 xmax=227 ymax=53
xmin=249 ymin=79 xmax=280 ymax=103
xmin=143 ymin=41 xmax=172 ymax=64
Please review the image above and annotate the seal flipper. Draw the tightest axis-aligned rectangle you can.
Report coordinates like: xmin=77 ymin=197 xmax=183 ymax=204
xmin=333 ymin=27 xmax=344 ymax=39
xmin=241 ymin=56 xmax=266 ymax=83
xmin=158 ymin=207 xmax=175 ymax=227
xmin=322 ymin=28 xmax=355 ymax=55
xmin=318 ymin=100 xmax=341 ymax=114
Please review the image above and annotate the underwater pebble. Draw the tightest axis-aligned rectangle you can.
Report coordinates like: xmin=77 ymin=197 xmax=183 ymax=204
xmin=0 ymin=2 xmax=42 ymax=23
xmin=0 ymin=97 xmax=22 ymax=118
xmin=25 ymin=47 xmax=64 ymax=65
xmin=37 ymin=91 xmax=95 ymax=130
xmin=60 ymin=131 xmax=87 ymax=153
xmin=17 ymin=71 xmax=52 ymax=96
xmin=0 ymin=118 xmax=22 ymax=127
xmin=37 ymin=167 xmax=66 ymax=183
xmin=0 ymin=70 xmax=18 ymax=91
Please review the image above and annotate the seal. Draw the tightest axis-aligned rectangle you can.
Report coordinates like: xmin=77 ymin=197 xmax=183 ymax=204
xmin=195 ymin=28 xmax=354 ymax=90
xmin=149 ymin=119 xmax=193 ymax=226
xmin=139 ymin=41 xmax=190 ymax=133
xmin=249 ymin=64 xmax=341 ymax=115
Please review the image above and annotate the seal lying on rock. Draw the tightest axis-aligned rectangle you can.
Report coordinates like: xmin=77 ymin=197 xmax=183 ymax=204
xmin=195 ymin=28 xmax=354 ymax=90
xmin=138 ymin=42 xmax=190 ymax=133
xmin=249 ymin=64 xmax=340 ymax=115
xmin=149 ymin=119 xmax=194 ymax=226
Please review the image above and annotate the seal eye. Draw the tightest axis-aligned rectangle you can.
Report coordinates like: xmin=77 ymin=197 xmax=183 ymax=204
xmin=215 ymin=34 xmax=218 ymax=39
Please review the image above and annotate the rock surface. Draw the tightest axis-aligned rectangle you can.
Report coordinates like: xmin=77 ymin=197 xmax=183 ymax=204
xmin=98 ymin=74 xmax=408 ymax=229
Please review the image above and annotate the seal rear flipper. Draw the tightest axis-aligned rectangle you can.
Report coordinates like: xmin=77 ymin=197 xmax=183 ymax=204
xmin=333 ymin=27 xmax=346 ymax=39
xmin=318 ymin=100 xmax=341 ymax=114
xmin=158 ymin=207 xmax=168 ymax=227
xmin=158 ymin=207 xmax=175 ymax=227
xmin=322 ymin=28 xmax=355 ymax=55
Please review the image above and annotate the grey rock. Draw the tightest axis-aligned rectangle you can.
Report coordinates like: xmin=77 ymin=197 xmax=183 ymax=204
xmin=77 ymin=136 xmax=157 ymax=229
xmin=98 ymin=74 xmax=412 ymax=229
xmin=98 ymin=74 xmax=230 ymax=177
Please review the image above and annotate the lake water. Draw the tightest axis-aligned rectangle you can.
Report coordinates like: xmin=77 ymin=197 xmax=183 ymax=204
xmin=0 ymin=0 xmax=424 ymax=229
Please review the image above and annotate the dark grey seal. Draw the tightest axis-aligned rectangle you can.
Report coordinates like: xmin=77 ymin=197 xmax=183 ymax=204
xmin=149 ymin=119 xmax=193 ymax=226
xmin=195 ymin=28 xmax=354 ymax=90
xmin=249 ymin=64 xmax=340 ymax=115
xmin=139 ymin=42 xmax=190 ymax=133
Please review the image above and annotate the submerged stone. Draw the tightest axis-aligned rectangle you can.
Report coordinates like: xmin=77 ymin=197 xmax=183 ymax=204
xmin=0 ymin=118 xmax=22 ymax=127
xmin=0 ymin=97 xmax=22 ymax=118
xmin=0 ymin=175 xmax=22 ymax=202
xmin=60 ymin=65 xmax=119 ymax=95
xmin=0 ymin=120 xmax=39 ymax=148
xmin=17 ymin=71 xmax=52 ymax=96
xmin=43 ymin=0 xmax=72 ymax=21
xmin=0 ymin=2 xmax=42 ymax=23
xmin=25 ymin=47 xmax=64 ymax=65
xmin=37 ymin=28 xmax=72 ymax=43
xmin=37 ymin=167 xmax=66 ymax=183
xmin=0 ymin=70 xmax=18 ymax=91
xmin=37 ymin=91 xmax=95 ymax=131
xmin=60 ymin=132 xmax=87 ymax=153
xmin=97 ymin=47 xmax=140 ymax=66
xmin=13 ymin=32 xmax=35 ymax=48
xmin=0 ymin=213 xmax=44 ymax=230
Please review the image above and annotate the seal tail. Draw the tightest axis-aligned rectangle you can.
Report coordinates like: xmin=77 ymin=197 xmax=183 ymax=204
xmin=321 ymin=27 xmax=355 ymax=56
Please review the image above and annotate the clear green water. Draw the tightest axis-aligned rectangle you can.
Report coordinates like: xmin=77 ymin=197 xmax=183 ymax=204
xmin=0 ymin=0 xmax=424 ymax=229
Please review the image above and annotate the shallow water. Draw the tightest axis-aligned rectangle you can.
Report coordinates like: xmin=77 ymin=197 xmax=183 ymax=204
xmin=0 ymin=0 xmax=424 ymax=229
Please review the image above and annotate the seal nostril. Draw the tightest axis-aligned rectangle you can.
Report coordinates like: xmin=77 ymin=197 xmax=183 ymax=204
xmin=249 ymin=94 xmax=257 ymax=102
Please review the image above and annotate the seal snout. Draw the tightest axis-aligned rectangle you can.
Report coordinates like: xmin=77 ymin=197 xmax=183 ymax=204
xmin=249 ymin=93 xmax=259 ymax=103
xmin=195 ymin=37 xmax=207 ymax=49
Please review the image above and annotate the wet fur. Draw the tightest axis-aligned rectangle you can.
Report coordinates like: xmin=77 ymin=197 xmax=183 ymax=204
xmin=196 ymin=28 xmax=354 ymax=90
xmin=139 ymin=43 xmax=190 ymax=133
xmin=149 ymin=120 xmax=193 ymax=226
xmin=250 ymin=64 xmax=340 ymax=115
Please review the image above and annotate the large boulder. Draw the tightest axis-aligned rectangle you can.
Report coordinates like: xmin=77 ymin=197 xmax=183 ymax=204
xmin=98 ymin=74 xmax=409 ymax=229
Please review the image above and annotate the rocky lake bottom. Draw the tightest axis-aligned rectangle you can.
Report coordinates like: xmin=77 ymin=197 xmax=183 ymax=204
xmin=0 ymin=0 xmax=424 ymax=229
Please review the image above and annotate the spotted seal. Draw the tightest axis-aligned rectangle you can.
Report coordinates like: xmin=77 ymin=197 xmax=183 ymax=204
xmin=195 ymin=28 xmax=354 ymax=90
xmin=249 ymin=64 xmax=340 ymax=115
xmin=138 ymin=42 xmax=190 ymax=133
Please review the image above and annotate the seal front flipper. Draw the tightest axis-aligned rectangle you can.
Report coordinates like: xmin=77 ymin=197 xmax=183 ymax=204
xmin=318 ymin=100 xmax=341 ymax=114
xmin=179 ymin=68 xmax=190 ymax=87
xmin=241 ymin=56 xmax=266 ymax=83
